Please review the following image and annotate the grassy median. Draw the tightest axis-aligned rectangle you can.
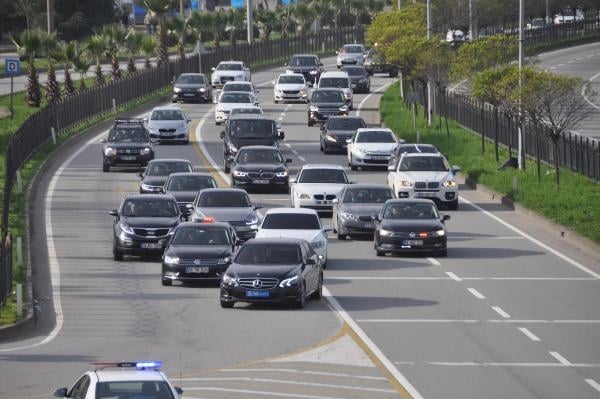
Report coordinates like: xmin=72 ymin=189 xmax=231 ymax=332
xmin=381 ymin=83 xmax=600 ymax=244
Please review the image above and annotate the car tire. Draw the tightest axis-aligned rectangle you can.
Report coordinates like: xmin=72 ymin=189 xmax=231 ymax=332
xmin=308 ymin=119 xmax=314 ymax=127
xmin=376 ymin=249 xmax=385 ymax=257
xmin=223 ymin=159 xmax=230 ymax=174
xmin=310 ymin=274 xmax=323 ymax=300
xmin=323 ymin=145 xmax=330 ymax=155
xmin=220 ymin=300 xmax=234 ymax=308
xmin=113 ymin=247 xmax=123 ymax=261
xmin=337 ymin=229 xmax=346 ymax=240
xmin=103 ymin=163 xmax=110 ymax=172
xmin=350 ymin=155 xmax=358 ymax=171
xmin=438 ymin=249 xmax=448 ymax=257
xmin=274 ymin=99 xmax=279 ymax=104
xmin=389 ymin=70 xmax=399 ymax=78
xmin=216 ymin=121 xmax=221 ymax=126
xmin=295 ymin=284 xmax=306 ymax=309
xmin=448 ymin=200 xmax=459 ymax=210
xmin=161 ymin=278 xmax=172 ymax=286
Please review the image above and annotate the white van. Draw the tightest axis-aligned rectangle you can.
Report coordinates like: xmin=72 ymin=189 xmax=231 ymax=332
xmin=317 ymin=71 xmax=353 ymax=110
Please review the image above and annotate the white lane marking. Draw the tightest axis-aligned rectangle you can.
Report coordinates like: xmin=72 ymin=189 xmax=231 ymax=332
xmin=459 ymin=196 xmax=600 ymax=280
xmin=359 ymin=318 xmax=600 ymax=324
xmin=358 ymin=319 xmax=480 ymax=323
xmin=326 ymin=276 xmax=451 ymax=281
xmin=278 ymin=117 xmax=284 ymax=121
xmin=557 ymin=63 xmax=565 ymax=67
xmin=291 ymin=149 xmax=299 ymax=155
xmin=323 ymin=287 xmax=424 ymax=399
xmin=427 ymin=257 xmax=441 ymax=266
xmin=184 ymin=387 xmax=347 ymax=399
xmin=355 ymin=80 xmax=396 ymax=117
xmin=585 ymin=379 xmax=600 ymax=392
xmin=518 ymin=327 xmax=541 ymax=342
xmin=467 ymin=288 xmax=486 ymax=299
xmin=298 ymin=156 xmax=306 ymax=162
xmin=406 ymin=361 xmax=600 ymax=368
xmin=194 ymin=107 xmax=231 ymax=185
xmin=219 ymin=368 xmax=386 ymax=381
xmin=549 ymin=351 xmax=573 ymax=366
xmin=492 ymin=306 xmax=511 ymax=319
xmin=582 ymin=71 xmax=600 ymax=111
xmin=448 ymin=236 xmax=525 ymax=240
xmin=284 ymin=143 xmax=292 ymax=148
xmin=0 ymin=130 xmax=108 ymax=352
xmin=179 ymin=377 xmax=396 ymax=393
xmin=446 ymin=272 xmax=462 ymax=281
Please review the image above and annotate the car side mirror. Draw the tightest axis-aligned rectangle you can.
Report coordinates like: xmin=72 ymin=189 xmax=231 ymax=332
xmin=289 ymin=177 xmax=296 ymax=184
xmin=442 ymin=214 xmax=451 ymax=221
xmin=219 ymin=131 xmax=225 ymax=139
xmin=213 ymin=97 xmax=218 ymax=104
xmin=254 ymin=205 xmax=263 ymax=210
xmin=348 ymin=181 xmax=356 ymax=184
xmin=278 ymin=131 xmax=285 ymax=140
xmin=211 ymin=67 xmax=216 ymax=72
xmin=137 ymin=172 xmax=144 ymax=178
xmin=272 ymin=80 xmax=276 ymax=85
xmin=387 ymin=165 xmax=395 ymax=172
xmin=452 ymin=165 xmax=461 ymax=174
xmin=320 ymin=125 xmax=325 ymax=131
xmin=256 ymin=90 xmax=260 ymax=93
xmin=255 ymin=101 xmax=260 ymax=106
xmin=109 ymin=209 xmax=119 ymax=217
xmin=335 ymin=51 xmax=339 ymax=54
xmin=345 ymin=139 xmax=352 ymax=144
xmin=150 ymin=139 xmax=158 ymax=144
xmin=323 ymin=225 xmax=332 ymax=232
xmin=143 ymin=117 xmax=148 ymax=123
xmin=305 ymin=258 xmax=316 ymax=265
xmin=371 ymin=214 xmax=380 ymax=222
xmin=187 ymin=118 xmax=192 ymax=123
xmin=175 ymin=386 xmax=184 ymax=397
xmin=399 ymin=139 xmax=406 ymax=144
xmin=101 ymin=138 xmax=107 ymax=143
xmin=53 ymin=388 xmax=68 ymax=398
xmin=285 ymin=158 xmax=292 ymax=164
xmin=186 ymin=203 xmax=194 ymax=210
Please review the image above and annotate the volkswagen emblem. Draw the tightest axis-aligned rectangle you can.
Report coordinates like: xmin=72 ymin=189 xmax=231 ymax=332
xmin=252 ymin=279 xmax=263 ymax=288
xmin=193 ymin=259 xmax=202 ymax=265
xmin=409 ymin=232 xmax=416 ymax=238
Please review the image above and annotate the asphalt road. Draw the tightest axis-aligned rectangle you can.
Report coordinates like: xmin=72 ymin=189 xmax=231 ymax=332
xmin=1 ymin=56 xmax=600 ymax=399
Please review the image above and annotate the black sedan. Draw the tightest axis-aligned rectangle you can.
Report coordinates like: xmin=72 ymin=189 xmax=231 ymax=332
xmin=161 ymin=222 xmax=239 ymax=286
xmin=333 ymin=184 xmax=394 ymax=240
xmin=110 ymin=194 xmax=183 ymax=260
xmin=307 ymin=89 xmax=349 ymax=126
xmin=320 ymin=116 xmax=367 ymax=154
xmin=220 ymin=238 xmax=323 ymax=308
xmin=163 ymin=172 xmax=218 ymax=214
xmin=374 ymin=199 xmax=450 ymax=257
xmin=138 ymin=159 xmax=193 ymax=194
xmin=341 ymin=66 xmax=370 ymax=93
xmin=172 ymin=73 xmax=212 ymax=103
xmin=231 ymin=146 xmax=291 ymax=193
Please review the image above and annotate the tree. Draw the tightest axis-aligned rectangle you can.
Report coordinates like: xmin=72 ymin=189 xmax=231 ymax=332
xmin=292 ymin=2 xmax=315 ymax=35
xmin=450 ymin=34 xmax=518 ymax=82
xmin=86 ymin=35 xmax=107 ymax=86
xmin=225 ymin=7 xmax=246 ymax=46
xmin=100 ymin=24 xmax=127 ymax=80
xmin=41 ymin=32 xmax=62 ymax=104
xmin=188 ymin=10 xmax=210 ymax=47
xmin=275 ymin=4 xmax=294 ymax=39
xmin=54 ymin=0 xmax=115 ymax=41
xmin=61 ymin=42 xmax=77 ymax=97
xmin=255 ymin=8 xmax=276 ymax=40
xmin=167 ymin=16 xmax=189 ymax=61
xmin=308 ymin=0 xmax=334 ymax=30
xmin=144 ymin=0 xmax=176 ymax=64
xmin=348 ymin=0 xmax=367 ymax=28
xmin=12 ymin=29 xmax=43 ymax=107
xmin=72 ymin=49 xmax=91 ymax=92
xmin=140 ymin=35 xmax=158 ymax=69
xmin=125 ymin=30 xmax=144 ymax=74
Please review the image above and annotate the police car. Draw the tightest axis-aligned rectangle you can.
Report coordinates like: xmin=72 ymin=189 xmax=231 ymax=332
xmin=52 ymin=361 xmax=183 ymax=399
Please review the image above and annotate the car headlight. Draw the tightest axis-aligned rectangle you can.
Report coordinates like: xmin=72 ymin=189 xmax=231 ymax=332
xmin=325 ymin=135 xmax=337 ymax=142
xmin=356 ymin=147 xmax=367 ymax=154
xmin=119 ymin=222 xmax=134 ymax=235
xmin=173 ymin=87 xmax=182 ymax=93
xmin=359 ymin=78 xmax=367 ymax=83
xmin=378 ymin=229 xmax=394 ymax=237
xmin=217 ymin=256 xmax=232 ymax=264
xmin=297 ymin=192 xmax=311 ymax=199
xmin=274 ymin=88 xmax=283 ymax=94
xmin=141 ymin=183 xmax=159 ymax=191
xmin=300 ymin=90 xmax=307 ymax=96
xmin=433 ymin=229 xmax=445 ymax=237
xmin=104 ymin=147 xmax=116 ymax=156
xmin=198 ymin=87 xmax=205 ymax=92
xmin=147 ymin=125 xmax=158 ymax=133
xmin=339 ymin=105 xmax=348 ymax=112
xmin=222 ymin=273 xmax=238 ymax=286
xmin=309 ymin=70 xmax=318 ymax=74
xmin=279 ymin=275 xmax=298 ymax=287
xmin=309 ymin=105 xmax=319 ymax=112
xmin=310 ymin=240 xmax=325 ymax=249
xmin=232 ymin=170 xmax=247 ymax=177
xmin=228 ymin=143 xmax=238 ymax=153
xmin=275 ymin=170 xmax=288 ymax=177
xmin=443 ymin=180 xmax=457 ymax=187
xmin=164 ymin=255 xmax=179 ymax=265
xmin=398 ymin=180 xmax=413 ymax=187
xmin=245 ymin=215 xmax=259 ymax=225
xmin=140 ymin=147 xmax=151 ymax=155
xmin=340 ymin=212 xmax=358 ymax=221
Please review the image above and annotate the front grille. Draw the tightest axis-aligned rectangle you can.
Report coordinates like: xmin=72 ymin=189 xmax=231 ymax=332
xmin=116 ymin=148 xmax=140 ymax=154
xmin=159 ymin=128 xmax=176 ymax=133
xmin=239 ymin=278 xmax=279 ymax=289
xmin=358 ymin=216 xmax=373 ymax=222
xmin=283 ymin=90 xmax=300 ymax=95
xmin=341 ymin=59 xmax=357 ymax=64
xmin=415 ymin=181 xmax=440 ymax=191
xmin=325 ymin=194 xmax=336 ymax=200
xmin=428 ymin=182 xmax=439 ymax=189
xmin=415 ymin=182 xmax=426 ymax=189
xmin=179 ymin=258 xmax=219 ymax=266
xmin=336 ymin=136 xmax=351 ymax=142
xmin=314 ymin=194 xmax=324 ymax=200
xmin=247 ymin=172 xmax=274 ymax=179
xmin=132 ymin=228 xmax=170 ymax=237
xmin=363 ymin=159 xmax=389 ymax=164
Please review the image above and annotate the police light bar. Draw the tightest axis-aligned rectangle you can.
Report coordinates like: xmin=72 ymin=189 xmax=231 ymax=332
xmin=91 ymin=361 xmax=162 ymax=370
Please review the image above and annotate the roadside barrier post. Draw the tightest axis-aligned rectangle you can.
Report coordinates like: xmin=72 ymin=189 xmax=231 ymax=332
xmin=16 ymin=170 xmax=22 ymax=193
xmin=16 ymin=284 xmax=22 ymax=318
xmin=51 ymin=127 xmax=57 ymax=145
xmin=112 ymin=98 xmax=117 ymax=114
xmin=16 ymin=236 xmax=22 ymax=266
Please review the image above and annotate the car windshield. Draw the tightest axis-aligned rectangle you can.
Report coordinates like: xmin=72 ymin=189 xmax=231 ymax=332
xmin=217 ymin=63 xmax=243 ymax=71
xmin=261 ymin=214 xmax=320 ymax=229
xmin=146 ymin=162 xmax=192 ymax=176
xmin=319 ymin=78 xmax=349 ymax=88
xmin=166 ymin=176 xmax=216 ymax=191
xmin=298 ymin=168 xmax=347 ymax=183
xmin=108 ymin=129 xmax=148 ymax=143
xmin=176 ymin=75 xmax=205 ymax=84
xmin=230 ymin=108 xmax=262 ymax=115
xmin=122 ymin=199 xmax=179 ymax=217
xmin=229 ymin=120 xmax=276 ymax=138
xmin=95 ymin=380 xmax=174 ymax=399
xmin=237 ymin=149 xmax=283 ymax=164
xmin=171 ymin=226 xmax=230 ymax=246
xmin=383 ymin=203 xmax=439 ymax=219
xmin=343 ymin=68 xmax=365 ymax=77
xmin=399 ymin=156 xmax=449 ymax=172
xmin=397 ymin=144 xmax=437 ymax=154
xmin=343 ymin=45 xmax=364 ymax=53
xmin=356 ymin=131 xmax=396 ymax=143
xmin=312 ymin=91 xmax=343 ymax=103
xmin=327 ymin=118 xmax=366 ymax=130
xmin=150 ymin=109 xmax=184 ymax=121
xmin=343 ymin=188 xmax=393 ymax=204
xmin=197 ymin=191 xmax=251 ymax=207
xmin=279 ymin=75 xmax=305 ymax=84
xmin=224 ymin=84 xmax=252 ymax=92
xmin=235 ymin=243 xmax=301 ymax=264
xmin=289 ymin=56 xmax=317 ymax=67
xmin=220 ymin=93 xmax=253 ymax=103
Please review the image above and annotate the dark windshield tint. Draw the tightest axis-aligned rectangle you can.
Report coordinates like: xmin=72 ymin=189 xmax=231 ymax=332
xmin=171 ymin=226 xmax=230 ymax=246
xmin=319 ymin=77 xmax=349 ymax=88
xmin=197 ymin=191 xmax=251 ymax=207
xmin=356 ymin=131 xmax=396 ymax=143
xmin=108 ymin=129 xmax=148 ymax=143
xmin=261 ymin=214 xmax=320 ymax=229
xmin=279 ymin=75 xmax=305 ymax=84
xmin=150 ymin=109 xmax=184 ymax=121
xmin=95 ymin=381 xmax=174 ymax=399
xmin=229 ymin=120 xmax=276 ymax=138
xmin=176 ymin=75 xmax=205 ymax=84
xmin=399 ymin=156 xmax=449 ymax=172
xmin=217 ymin=63 xmax=243 ymax=71
xmin=312 ymin=91 xmax=343 ymax=103
xmin=343 ymin=45 xmax=364 ymax=53
xmin=343 ymin=188 xmax=393 ymax=204
xmin=230 ymin=108 xmax=262 ymax=115
xmin=122 ymin=199 xmax=179 ymax=217
xmin=235 ymin=243 xmax=301 ymax=264
xmin=146 ymin=161 xmax=192 ymax=176
xmin=396 ymin=144 xmax=437 ymax=154
xmin=237 ymin=149 xmax=283 ymax=164
xmin=298 ymin=168 xmax=347 ymax=183
xmin=383 ymin=203 xmax=439 ymax=219
xmin=289 ymin=56 xmax=317 ymax=67
xmin=342 ymin=67 xmax=365 ymax=77
xmin=220 ymin=93 xmax=253 ymax=103
xmin=223 ymin=83 xmax=252 ymax=92
xmin=327 ymin=118 xmax=366 ymax=130
xmin=166 ymin=176 xmax=216 ymax=191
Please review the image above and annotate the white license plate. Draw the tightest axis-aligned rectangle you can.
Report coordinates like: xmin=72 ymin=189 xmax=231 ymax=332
xmin=371 ymin=156 xmax=389 ymax=160
xmin=252 ymin=179 xmax=270 ymax=184
xmin=363 ymin=223 xmax=373 ymax=228
xmin=402 ymin=240 xmax=423 ymax=246
xmin=141 ymin=242 xmax=162 ymax=249
xmin=415 ymin=192 xmax=433 ymax=198
xmin=120 ymin=155 xmax=137 ymax=161
xmin=186 ymin=266 xmax=209 ymax=273
xmin=315 ymin=200 xmax=331 ymax=205
xmin=183 ymin=93 xmax=195 ymax=97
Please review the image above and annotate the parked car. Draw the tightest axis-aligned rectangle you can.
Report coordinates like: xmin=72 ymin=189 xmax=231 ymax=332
xmin=290 ymin=164 xmax=351 ymax=211
xmin=285 ymin=54 xmax=324 ymax=86
xmin=273 ymin=73 xmax=309 ymax=103
xmin=145 ymin=106 xmax=191 ymax=144
xmin=138 ymin=159 xmax=193 ymax=194
xmin=210 ymin=61 xmax=251 ymax=89
xmin=320 ymin=116 xmax=367 ymax=154
xmin=347 ymin=128 xmax=399 ymax=170
xmin=230 ymin=145 xmax=291 ymax=192
xmin=364 ymin=48 xmax=398 ymax=77
xmin=172 ymin=72 xmax=212 ymax=103
xmin=102 ymin=118 xmax=154 ymax=172
xmin=341 ymin=66 xmax=370 ymax=94
xmin=307 ymin=89 xmax=349 ymax=126
xmin=317 ymin=71 xmax=353 ymax=109
xmin=336 ymin=43 xmax=367 ymax=68
xmin=163 ymin=172 xmax=218 ymax=213
xmin=446 ymin=29 xmax=466 ymax=45
xmin=214 ymin=91 xmax=259 ymax=125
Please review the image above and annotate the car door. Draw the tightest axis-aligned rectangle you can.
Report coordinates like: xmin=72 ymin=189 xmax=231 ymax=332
xmin=68 ymin=375 xmax=90 ymax=399
xmin=332 ymin=187 xmax=345 ymax=229
xmin=300 ymin=242 xmax=317 ymax=292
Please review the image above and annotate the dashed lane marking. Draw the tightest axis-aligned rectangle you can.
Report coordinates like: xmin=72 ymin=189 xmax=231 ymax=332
xmin=492 ymin=306 xmax=511 ymax=319
xmin=467 ymin=288 xmax=486 ymax=299
xmin=426 ymin=257 xmax=441 ymax=266
xmin=518 ymin=327 xmax=541 ymax=342
xmin=446 ymin=272 xmax=462 ymax=281
xmin=585 ymin=379 xmax=600 ymax=392
xmin=549 ymin=351 xmax=573 ymax=366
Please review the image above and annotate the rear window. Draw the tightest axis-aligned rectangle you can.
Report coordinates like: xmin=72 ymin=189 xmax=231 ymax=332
xmin=235 ymin=243 xmax=301 ymax=264
xmin=327 ymin=118 xmax=366 ymax=130
xmin=261 ymin=213 xmax=320 ymax=230
xmin=166 ymin=176 xmax=216 ymax=191
xmin=320 ymin=77 xmax=349 ymax=89
xmin=146 ymin=162 xmax=192 ymax=176
xmin=171 ymin=226 xmax=230 ymax=246
xmin=196 ymin=191 xmax=251 ymax=207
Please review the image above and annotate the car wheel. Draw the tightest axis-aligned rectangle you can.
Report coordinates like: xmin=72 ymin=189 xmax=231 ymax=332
xmin=376 ymin=249 xmax=385 ymax=257
xmin=220 ymin=300 xmax=234 ymax=308
xmin=216 ymin=121 xmax=221 ymax=125
xmin=323 ymin=145 xmax=330 ymax=155
xmin=337 ymin=231 xmax=346 ymax=240
xmin=223 ymin=159 xmax=230 ymax=174
xmin=308 ymin=119 xmax=314 ymax=127
xmin=319 ymin=140 xmax=324 ymax=152
xmin=295 ymin=284 xmax=306 ymax=309
xmin=350 ymin=155 xmax=358 ymax=171
xmin=310 ymin=274 xmax=323 ymax=300
xmin=103 ymin=163 xmax=110 ymax=172
xmin=448 ymin=200 xmax=459 ymax=210
xmin=113 ymin=244 xmax=123 ymax=261
xmin=438 ymin=249 xmax=448 ymax=257
xmin=161 ymin=278 xmax=172 ymax=286
xmin=274 ymin=99 xmax=279 ymax=104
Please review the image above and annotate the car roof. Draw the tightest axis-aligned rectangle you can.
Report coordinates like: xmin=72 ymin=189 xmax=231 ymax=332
xmin=278 ymin=73 xmax=305 ymax=78
xmin=125 ymin=194 xmax=176 ymax=201
xmin=179 ymin=72 xmax=206 ymax=77
xmin=356 ymin=128 xmax=394 ymax=133
xmin=220 ymin=91 xmax=253 ymax=96
xmin=321 ymin=71 xmax=349 ymax=78
xmin=198 ymin=188 xmax=248 ymax=194
xmin=223 ymin=81 xmax=252 ymax=86
xmin=167 ymin=172 xmax=213 ymax=178
xmin=264 ymin=207 xmax=318 ymax=215
xmin=94 ymin=369 xmax=166 ymax=382
xmin=147 ymin=158 xmax=191 ymax=164
xmin=384 ymin=198 xmax=436 ymax=205
xmin=176 ymin=221 xmax=231 ymax=229
xmin=238 ymin=145 xmax=281 ymax=151
xmin=301 ymin=163 xmax=346 ymax=170
xmin=218 ymin=60 xmax=243 ymax=65
xmin=327 ymin=115 xmax=363 ymax=120
xmin=244 ymin=237 xmax=306 ymax=245
xmin=150 ymin=106 xmax=184 ymax=112
xmin=228 ymin=114 xmax=275 ymax=121
xmin=402 ymin=152 xmax=444 ymax=158
xmin=313 ymin=88 xmax=345 ymax=93
xmin=345 ymin=183 xmax=392 ymax=190
xmin=343 ymin=43 xmax=364 ymax=48
xmin=290 ymin=54 xmax=318 ymax=58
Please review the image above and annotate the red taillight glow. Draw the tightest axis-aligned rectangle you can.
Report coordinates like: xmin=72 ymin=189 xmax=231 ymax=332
xmin=203 ymin=217 xmax=215 ymax=223
xmin=418 ymin=232 xmax=428 ymax=238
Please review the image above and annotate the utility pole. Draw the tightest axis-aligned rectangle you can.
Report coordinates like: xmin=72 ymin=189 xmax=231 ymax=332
xmin=468 ymin=0 xmax=477 ymax=40
xmin=397 ymin=0 xmax=401 ymax=9
xmin=518 ymin=0 xmax=525 ymax=170
xmin=545 ymin=0 xmax=551 ymax=24
xmin=46 ymin=0 xmax=54 ymax=34
xmin=180 ymin=0 xmax=184 ymax=16
xmin=247 ymin=0 xmax=253 ymax=44
xmin=426 ymin=0 xmax=432 ymax=126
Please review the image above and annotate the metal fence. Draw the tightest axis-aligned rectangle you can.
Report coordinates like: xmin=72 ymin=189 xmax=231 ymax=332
xmin=0 ymin=235 xmax=13 ymax=308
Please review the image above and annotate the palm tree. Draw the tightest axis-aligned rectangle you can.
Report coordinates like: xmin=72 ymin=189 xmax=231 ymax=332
xmin=139 ymin=35 xmax=157 ymax=69
xmin=308 ymin=0 xmax=333 ymax=30
xmin=41 ymin=32 xmax=61 ymax=104
xmin=12 ymin=29 xmax=43 ymax=107
xmin=275 ymin=4 xmax=294 ymax=39
xmin=209 ymin=10 xmax=227 ymax=49
xmin=291 ymin=2 xmax=315 ymax=35
xmin=100 ymin=24 xmax=127 ymax=80
xmin=125 ymin=30 xmax=144 ymax=74
xmin=348 ymin=0 xmax=367 ymax=28
xmin=329 ymin=0 xmax=345 ymax=29
xmin=143 ymin=0 xmax=176 ymax=65
xmin=188 ymin=10 xmax=210 ymax=54
xmin=61 ymin=42 xmax=77 ymax=97
xmin=255 ymin=9 xmax=276 ymax=41
xmin=226 ymin=7 xmax=246 ymax=47
xmin=86 ymin=34 xmax=107 ymax=86
xmin=72 ymin=50 xmax=91 ymax=92
xmin=167 ymin=16 xmax=189 ymax=61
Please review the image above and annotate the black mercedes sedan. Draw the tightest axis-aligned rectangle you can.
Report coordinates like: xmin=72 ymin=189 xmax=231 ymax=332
xmin=341 ymin=66 xmax=370 ymax=93
xmin=332 ymin=184 xmax=394 ymax=240
xmin=138 ymin=159 xmax=193 ymax=194
xmin=109 ymin=194 xmax=183 ymax=260
xmin=220 ymin=238 xmax=323 ymax=308
xmin=307 ymin=89 xmax=349 ymax=126
xmin=190 ymin=188 xmax=262 ymax=241
xmin=163 ymin=172 xmax=218 ymax=214
xmin=161 ymin=222 xmax=240 ymax=286
xmin=231 ymin=146 xmax=291 ymax=193
xmin=373 ymin=199 xmax=450 ymax=257
xmin=320 ymin=116 xmax=367 ymax=154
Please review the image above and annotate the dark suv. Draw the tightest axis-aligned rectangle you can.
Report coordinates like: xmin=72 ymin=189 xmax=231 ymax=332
xmin=307 ymin=89 xmax=348 ymax=126
xmin=102 ymin=119 xmax=154 ymax=172
xmin=285 ymin=54 xmax=324 ymax=86
xmin=364 ymin=49 xmax=399 ymax=77
xmin=320 ymin=116 xmax=367 ymax=153
xmin=220 ymin=115 xmax=285 ymax=173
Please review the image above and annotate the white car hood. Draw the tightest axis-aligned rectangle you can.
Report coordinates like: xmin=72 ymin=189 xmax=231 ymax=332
xmin=353 ymin=143 xmax=396 ymax=154
xmin=392 ymin=171 xmax=453 ymax=182
xmin=276 ymin=83 xmax=307 ymax=91
xmin=295 ymin=183 xmax=347 ymax=195
xmin=217 ymin=102 xmax=255 ymax=112
xmin=213 ymin=70 xmax=245 ymax=79
xmin=256 ymin=229 xmax=322 ymax=242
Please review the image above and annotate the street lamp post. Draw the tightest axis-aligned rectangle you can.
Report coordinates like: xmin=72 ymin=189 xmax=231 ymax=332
xmin=247 ymin=0 xmax=253 ymax=44
xmin=46 ymin=0 xmax=54 ymax=34
xmin=426 ymin=0 xmax=432 ymax=126
xmin=518 ymin=0 xmax=525 ymax=170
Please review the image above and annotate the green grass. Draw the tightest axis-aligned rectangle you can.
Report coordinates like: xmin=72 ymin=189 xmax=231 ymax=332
xmin=381 ymin=83 xmax=600 ymax=244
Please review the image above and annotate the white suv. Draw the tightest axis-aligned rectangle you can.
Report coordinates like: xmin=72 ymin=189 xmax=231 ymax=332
xmin=211 ymin=61 xmax=251 ymax=88
xmin=387 ymin=152 xmax=460 ymax=210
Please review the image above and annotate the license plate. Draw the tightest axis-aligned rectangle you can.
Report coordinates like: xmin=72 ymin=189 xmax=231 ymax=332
xmin=315 ymin=200 xmax=331 ymax=205
xmin=183 ymin=93 xmax=195 ymax=97
xmin=372 ymin=156 xmax=389 ymax=160
xmin=415 ymin=192 xmax=433 ymax=198
xmin=186 ymin=266 xmax=209 ymax=274
xmin=141 ymin=242 xmax=162 ymax=249
xmin=120 ymin=155 xmax=137 ymax=161
xmin=402 ymin=240 xmax=423 ymax=246
xmin=364 ymin=223 xmax=373 ymax=228
xmin=252 ymin=179 xmax=270 ymax=184
xmin=246 ymin=290 xmax=270 ymax=298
